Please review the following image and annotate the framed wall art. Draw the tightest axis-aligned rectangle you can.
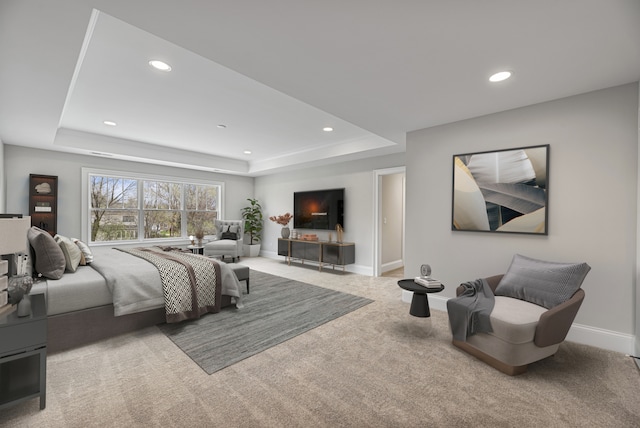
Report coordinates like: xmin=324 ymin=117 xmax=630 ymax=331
xmin=451 ymin=144 xmax=549 ymax=235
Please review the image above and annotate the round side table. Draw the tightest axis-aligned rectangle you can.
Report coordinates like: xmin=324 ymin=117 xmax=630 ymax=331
xmin=397 ymin=279 xmax=445 ymax=317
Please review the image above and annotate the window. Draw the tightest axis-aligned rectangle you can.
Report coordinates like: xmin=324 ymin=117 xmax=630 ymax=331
xmin=85 ymin=169 xmax=222 ymax=244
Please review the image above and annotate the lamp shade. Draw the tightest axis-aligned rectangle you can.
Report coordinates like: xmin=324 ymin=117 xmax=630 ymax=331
xmin=0 ymin=216 xmax=31 ymax=255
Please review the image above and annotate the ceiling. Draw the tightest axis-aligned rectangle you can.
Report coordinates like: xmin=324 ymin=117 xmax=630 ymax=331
xmin=1 ymin=1 xmax=639 ymax=176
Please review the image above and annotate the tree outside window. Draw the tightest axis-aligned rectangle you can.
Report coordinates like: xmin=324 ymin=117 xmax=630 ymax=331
xmin=89 ymin=174 xmax=220 ymax=243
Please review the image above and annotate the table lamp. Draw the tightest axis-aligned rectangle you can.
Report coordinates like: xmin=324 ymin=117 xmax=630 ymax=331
xmin=0 ymin=216 xmax=31 ymax=277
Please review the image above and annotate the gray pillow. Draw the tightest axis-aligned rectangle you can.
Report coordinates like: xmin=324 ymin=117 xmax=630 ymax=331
xmin=495 ymin=254 xmax=590 ymax=309
xmin=27 ymin=226 xmax=66 ymax=279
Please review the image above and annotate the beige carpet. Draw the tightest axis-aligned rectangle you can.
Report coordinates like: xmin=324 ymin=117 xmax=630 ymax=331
xmin=2 ymin=257 xmax=639 ymax=427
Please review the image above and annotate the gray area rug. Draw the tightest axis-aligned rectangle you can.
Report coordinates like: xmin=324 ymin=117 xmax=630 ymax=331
xmin=159 ymin=270 xmax=373 ymax=374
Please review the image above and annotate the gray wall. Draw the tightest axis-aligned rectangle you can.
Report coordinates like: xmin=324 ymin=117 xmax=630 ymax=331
xmin=406 ymin=83 xmax=639 ymax=345
xmin=4 ymin=145 xmax=254 ymax=239
xmin=254 ymin=153 xmax=405 ymax=274
xmin=0 ymin=139 xmax=5 ymax=213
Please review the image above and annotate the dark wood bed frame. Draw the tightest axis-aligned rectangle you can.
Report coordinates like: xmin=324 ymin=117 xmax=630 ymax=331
xmin=47 ymin=295 xmax=233 ymax=354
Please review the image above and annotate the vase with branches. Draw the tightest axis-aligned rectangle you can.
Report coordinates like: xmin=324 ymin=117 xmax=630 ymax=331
xmin=194 ymin=226 xmax=205 ymax=246
xmin=270 ymin=212 xmax=293 ymax=238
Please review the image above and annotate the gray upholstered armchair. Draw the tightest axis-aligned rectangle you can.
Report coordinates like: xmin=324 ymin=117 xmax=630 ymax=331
xmin=448 ymin=254 xmax=590 ymax=375
xmin=203 ymin=220 xmax=243 ymax=262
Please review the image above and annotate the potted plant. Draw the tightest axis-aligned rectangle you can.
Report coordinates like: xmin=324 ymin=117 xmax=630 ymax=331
xmin=241 ymin=198 xmax=263 ymax=257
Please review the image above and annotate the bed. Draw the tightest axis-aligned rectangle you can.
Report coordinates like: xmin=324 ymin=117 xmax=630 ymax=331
xmin=29 ymin=245 xmax=243 ymax=354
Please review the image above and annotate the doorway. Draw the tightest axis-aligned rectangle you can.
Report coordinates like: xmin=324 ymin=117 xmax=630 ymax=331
xmin=373 ymin=167 xmax=406 ymax=277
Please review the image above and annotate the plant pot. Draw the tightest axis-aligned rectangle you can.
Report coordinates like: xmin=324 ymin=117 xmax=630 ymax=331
xmin=243 ymin=243 xmax=261 ymax=257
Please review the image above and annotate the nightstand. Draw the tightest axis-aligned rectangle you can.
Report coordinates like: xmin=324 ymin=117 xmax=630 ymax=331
xmin=0 ymin=293 xmax=47 ymax=410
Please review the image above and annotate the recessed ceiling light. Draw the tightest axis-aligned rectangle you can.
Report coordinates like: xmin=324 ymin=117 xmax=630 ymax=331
xmin=103 ymin=120 xmax=117 ymax=126
xmin=323 ymin=127 xmax=334 ymax=132
xmin=489 ymin=71 xmax=512 ymax=82
xmin=217 ymin=124 xmax=227 ymax=129
xmin=149 ymin=60 xmax=172 ymax=72
xmin=244 ymin=150 xmax=252 ymax=155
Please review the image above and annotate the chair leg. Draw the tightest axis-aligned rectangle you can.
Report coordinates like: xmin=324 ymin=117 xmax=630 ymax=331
xmin=246 ymin=278 xmax=250 ymax=294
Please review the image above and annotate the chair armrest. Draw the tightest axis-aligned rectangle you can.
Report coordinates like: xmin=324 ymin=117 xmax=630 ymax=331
xmin=485 ymin=274 xmax=504 ymax=293
xmin=456 ymin=274 xmax=503 ymax=296
xmin=456 ymin=274 xmax=504 ymax=296
xmin=534 ymin=288 xmax=585 ymax=347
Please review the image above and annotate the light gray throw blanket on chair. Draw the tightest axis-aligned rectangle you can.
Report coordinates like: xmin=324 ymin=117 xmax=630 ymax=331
xmin=447 ymin=278 xmax=495 ymax=341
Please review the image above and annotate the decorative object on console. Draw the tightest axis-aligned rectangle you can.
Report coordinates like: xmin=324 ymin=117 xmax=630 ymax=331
xmin=452 ymin=145 xmax=548 ymax=235
xmin=269 ymin=212 xmax=293 ymax=239
xmin=335 ymin=224 xmax=343 ymax=243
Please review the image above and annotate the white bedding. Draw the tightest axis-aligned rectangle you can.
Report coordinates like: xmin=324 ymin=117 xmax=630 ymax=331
xmin=89 ymin=247 xmax=242 ymax=316
xmin=32 ymin=265 xmax=112 ymax=316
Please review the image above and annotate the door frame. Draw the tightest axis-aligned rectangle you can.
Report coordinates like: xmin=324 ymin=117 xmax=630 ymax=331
xmin=373 ymin=166 xmax=406 ymax=277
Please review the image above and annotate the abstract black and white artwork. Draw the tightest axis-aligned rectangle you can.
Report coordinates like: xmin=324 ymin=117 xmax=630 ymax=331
xmin=452 ymin=144 xmax=549 ymax=235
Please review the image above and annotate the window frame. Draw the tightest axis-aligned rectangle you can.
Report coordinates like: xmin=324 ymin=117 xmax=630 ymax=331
xmin=82 ymin=168 xmax=225 ymax=246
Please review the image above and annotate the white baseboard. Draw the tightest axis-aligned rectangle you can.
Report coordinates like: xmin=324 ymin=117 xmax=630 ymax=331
xmin=565 ymin=323 xmax=634 ymax=355
xmin=401 ymin=291 xmax=634 ymax=355
xmin=381 ymin=259 xmax=403 ymax=273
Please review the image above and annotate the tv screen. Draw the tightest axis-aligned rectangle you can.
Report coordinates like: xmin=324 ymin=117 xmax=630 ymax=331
xmin=293 ymin=188 xmax=344 ymax=230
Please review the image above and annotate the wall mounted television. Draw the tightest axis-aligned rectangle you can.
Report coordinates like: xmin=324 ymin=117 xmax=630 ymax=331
xmin=293 ymin=188 xmax=344 ymax=230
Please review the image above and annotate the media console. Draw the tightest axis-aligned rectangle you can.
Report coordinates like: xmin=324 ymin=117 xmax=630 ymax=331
xmin=277 ymin=238 xmax=355 ymax=272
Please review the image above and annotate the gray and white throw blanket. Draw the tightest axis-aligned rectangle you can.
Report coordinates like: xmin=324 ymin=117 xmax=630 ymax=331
xmin=447 ymin=278 xmax=495 ymax=341
xmin=119 ymin=248 xmax=222 ymax=323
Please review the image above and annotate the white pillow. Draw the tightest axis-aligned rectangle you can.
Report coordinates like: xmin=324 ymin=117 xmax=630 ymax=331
xmin=73 ymin=238 xmax=94 ymax=264
xmin=54 ymin=234 xmax=83 ymax=273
